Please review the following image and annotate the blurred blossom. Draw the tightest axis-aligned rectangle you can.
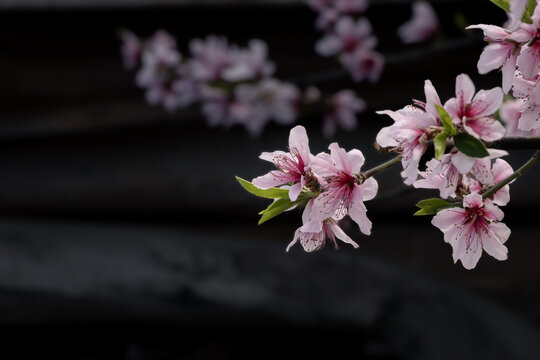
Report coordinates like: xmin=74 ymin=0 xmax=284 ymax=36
xmin=135 ymin=30 xmax=185 ymax=111
xmin=397 ymin=1 xmax=439 ymax=44
xmin=234 ymin=79 xmax=300 ymax=136
xmin=315 ymin=16 xmax=376 ymax=56
xmin=500 ymin=98 xmax=540 ymax=136
xmin=308 ymin=0 xmax=369 ymax=30
xmin=323 ymin=90 xmax=366 ymax=137
xmin=341 ymin=48 xmax=385 ymax=82
xmin=120 ymin=30 xmax=142 ymax=70
xmin=221 ymin=39 xmax=275 ymax=82
xmin=188 ymin=36 xmax=237 ymax=82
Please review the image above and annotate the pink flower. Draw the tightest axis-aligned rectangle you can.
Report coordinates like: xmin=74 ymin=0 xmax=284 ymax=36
xmin=466 ymin=24 xmax=520 ymax=93
xmin=286 ymin=200 xmax=358 ymax=252
xmin=221 ymin=39 xmax=275 ymax=82
xmin=500 ymin=98 xmax=540 ymax=136
xmin=310 ymin=143 xmax=378 ymax=235
xmin=340 ymin=48 xmax=385 ymax=83
xmin=468 ymin=158 xmax=514 ymax=206
xmin=307 ymin=0 xmax=369 ymax=31
xmin=414 ymin=149 xmax=506 ymax=200
xmin=252 ymin=125 xmax=313 ymax=201
xmin=397 ymin=1 xmax=439 ymax=44
xmin=120 ymin=30 xmax=142 ymax=70
xmin=136 ymin=30 xmax=180 ymax=89
xmin=135 ymin=30 xmax=184 ymax=112
xmin=323 ymin=90 xmax=366 ymax=137
xmin=233 ymin=78 xmax=300 ymax=136
xmin=188 ymin=36 xmax=236 ymax=82
xmin=376 ymin=80 xmax=441 ymax=184
xmin=444 ymin=74 xmax=505 ymax=141
xmin=315 ymin=16 xmax=377 ymax=56
xmin=512 ymin=72 xmax=540 ymax=131
xmin=432 ymin=193 xmax=510 ymax=269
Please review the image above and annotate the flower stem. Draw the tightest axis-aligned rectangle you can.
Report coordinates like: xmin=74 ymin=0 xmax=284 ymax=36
xmin=482 ymin=150 xmax=540 ymax=200
xmin=357 ymin=156 xmax=402 ymax=182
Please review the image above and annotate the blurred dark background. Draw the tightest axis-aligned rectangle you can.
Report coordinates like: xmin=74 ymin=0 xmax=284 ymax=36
xmin=1 ymin=0 xmax=540 ymax=359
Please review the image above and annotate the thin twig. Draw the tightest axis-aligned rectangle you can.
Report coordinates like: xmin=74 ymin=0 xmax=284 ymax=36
xmin=482 ymin=150 xmax=540 ymax=200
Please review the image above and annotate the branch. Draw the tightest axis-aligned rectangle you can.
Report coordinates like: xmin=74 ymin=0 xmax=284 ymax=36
xmin=482 ymin=150 xmax=540 ymax=200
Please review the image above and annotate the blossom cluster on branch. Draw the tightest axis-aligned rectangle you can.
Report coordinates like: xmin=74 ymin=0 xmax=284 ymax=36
xmin=121 ymin=29 xmax=368 ymax=137
xmin=237 ymin=0 xmax=540 ymax=270
xmin=468 ymin=0 xmax=540 ymax=130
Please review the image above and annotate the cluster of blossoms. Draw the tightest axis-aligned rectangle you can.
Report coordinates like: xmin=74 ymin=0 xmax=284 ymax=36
xmin=121 ymin=30 xmax=367 ymax=137
xmin=468 ymin=0 xmax=540 ymax=132
xmin=377 ymin=73 xmax=514 ymax=269
xmin=121 ymin=30 xmax=298 ymax=135
xmin=240 ymin=72 xmax=526 ymax=270
xmin=309 ymin=1 xmax=439 ymax=82
xmin=309 ymin=0 xmax=385 ymax=82
xmin=249 ymin=125 xmax=378 ymax=252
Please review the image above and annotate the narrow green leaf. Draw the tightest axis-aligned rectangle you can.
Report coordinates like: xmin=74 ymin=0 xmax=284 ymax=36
xmin=236 ymin=176 xmax=290 ymax=199
xmin=434 ymin=133 xmax=448 ymax=160
xmin=435 ymin=105 xmax=456 ymax=136
xmin=414 ymin=198 xmax=461 ymax=216
xmin=416 ymin=198 xmax=450 ymax=208
xmin=258 ymin=198 xmax=303 ymax=225
xmin=454 ymin=133 xmax=490 ymax=158
xmin=490 ymin=0 xmax=509 ymax=12
xmin=527 ymin=0 xmax=537 ymax=17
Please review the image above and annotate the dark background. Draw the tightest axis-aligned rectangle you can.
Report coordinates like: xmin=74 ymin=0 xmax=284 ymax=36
xmin=0 ymin=0 xmax=539 ymax=359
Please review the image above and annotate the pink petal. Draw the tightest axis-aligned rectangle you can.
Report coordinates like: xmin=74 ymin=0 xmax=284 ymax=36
xmin=517 ymin=43 xmax=540 ymax=80
xmin=466 ymin=24 xmax=509 ymax=41
xmin=329 ymin=142 xmax=351 ymax=174
xmin=490 ymin=222 xmax=511 ymax=244
xmin=348 ymin=149 xmax=365 ymax=174
xmin=451 ymin=152 xmax=476 ymax=174
xmin=493 ymin=158 xmax=514 ymax=182
xmin=463 ymin=192 xmax=483 ymax=208
xmin=432 ymin=208 xmax=466 ymax=230
xmin=509 ymin=0 xmax=528 ymax=30
xmin=424 ymin=79 xmax=442 ymax=119
xmin=259 ymin=150 xmax=288 ymax=163
xmin=252 ymin=171 xmax=285 ymax=189
xmin=501 ymin=52 xmax=518 ymax=94
xmin=481 ymin=231 xmax=508 ymax=260
xmin=348 ymin=207 xmax=372 ymax=235
xmin=289 ymin=125 xmax=311 ymax=165
xmin=471 ymin=87 xmax=504 ymax=117
xmin=329 ymin=223 xmax=359 ymax=248
xmin=361 ymin=177 xmax=378 ymax=201
xmin=455 ymin=74 xmax=475 ymax=106
xmin=477 ymin=43 xmax=512 ymax=74
xmin=289 ymin=180 xmax=304 ymax=201
xmin=459 ymin=245 xmax=483 ymax=270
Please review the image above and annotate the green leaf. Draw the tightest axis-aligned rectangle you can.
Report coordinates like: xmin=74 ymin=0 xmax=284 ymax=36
xmin=490 ymin=0 xmax=510 ymax=12
xmin=435 ymin=105 xmax=456 ymax=136
xmin=236 ymin=177 xmax=290 ymax=199
xmin=258 ymin=197 xmax=304 ymax=225
xmin=434 ymin=133 xmax=448 ymax=160
xmin=527 ymin=0 xmax=537 ymax=17
xmin=414 ymin=198 xmax=455 ymax=216
xmin=453 ymin=133 xmax=490 ymax=158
